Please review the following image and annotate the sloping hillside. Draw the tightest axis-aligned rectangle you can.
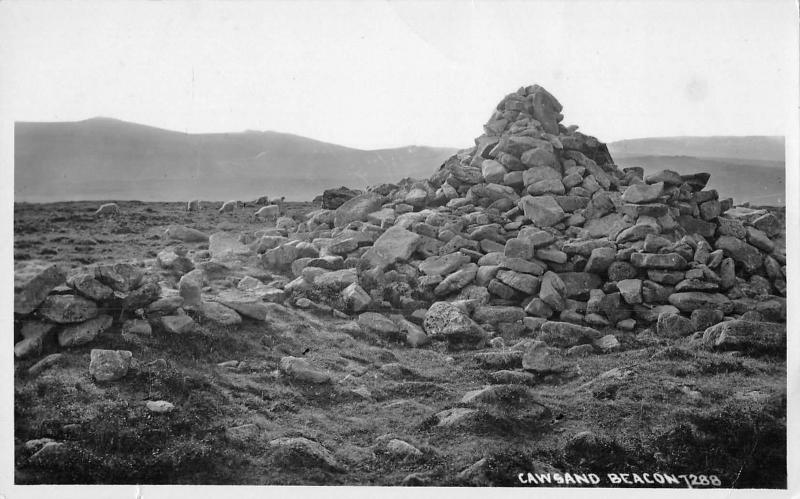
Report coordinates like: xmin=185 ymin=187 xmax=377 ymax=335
xmin=15 ymin=118 xmax=456 ymax=202
xmin=608 ymin=136 xmax=785 ymax=162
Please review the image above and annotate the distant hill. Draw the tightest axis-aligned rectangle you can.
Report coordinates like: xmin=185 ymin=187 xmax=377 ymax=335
xmin=15 ymin=118 xmax=457 ymax=202
xmin=15 ymin=121 xmax=785 ymax=205
xmin=608 ymin=136 xmax=785 ymax=162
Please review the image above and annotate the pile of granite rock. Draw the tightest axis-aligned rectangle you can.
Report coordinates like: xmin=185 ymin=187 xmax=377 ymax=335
xmin=267 ymin=84 xmax=786 ymax=351
xmin=14 ymin=84 xmax=786 ymax=370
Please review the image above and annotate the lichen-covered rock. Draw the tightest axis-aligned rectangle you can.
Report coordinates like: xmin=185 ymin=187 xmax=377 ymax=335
xmin=656 ymin=312 xmax=694 ymax=338
xmin=122 ymin=281 xmax=161 ymax=310
xmin=342 ymin=283 xmax=371 ymax=312
xmin=715 ymin=236 xmax=763 ymax=273
xmin=39 ymin=295 xmax=98 ymax=324
xmin=423 ymin=301 xmax=487 ymax=348
xmin=522 ymin=340 xmax=568 ymax=372
xmin=89 ymin=349 xmax=133 ymax=381
xmin=702 ymin=320 xmax=785 ymax=355
xmin=95 ymin=263 xmax=144 ymax=292
xmin=630 ymin=252 xmax=688 ymax=270
xmin=68 ymin=273 xmax=114 ymax=302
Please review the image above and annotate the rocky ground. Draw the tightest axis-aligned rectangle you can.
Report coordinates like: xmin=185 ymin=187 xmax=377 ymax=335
xmin=13 ymin=85 xmax=787 ymax=488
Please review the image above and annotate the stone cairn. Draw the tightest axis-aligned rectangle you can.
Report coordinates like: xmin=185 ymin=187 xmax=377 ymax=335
xmin=14 ymin=84 xmax=786 ymax=380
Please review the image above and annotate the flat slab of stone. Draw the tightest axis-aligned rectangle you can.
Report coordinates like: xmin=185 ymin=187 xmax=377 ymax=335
xmin=202 ymin=301 xmax=243 ymax=326
xmin=39 ymin=295 xmax=98 ymax=324
xmin=630 ymin=252 xmax=688 ymax=270
xmin=214 ymin=289 xmax=270 ymax=321
xmin=165 ymin=225 xmax=209 ymax=242
xmin=58 ymin=315 xmax=113 ymax=347
xmin=14 ymin=262 xmax=66 ymax=315
xmin=363 ymin=225 xmax=421 ymax=268
xmin=668 ymin=292 xmax=730 ymax=313
xmin=334 ymin=192 xmax=384 ymax=228
xmin=519 ymin=195 xmax=566 ymax=227
xmin=69 ymin=273 xmax=114 ymax=302
xmin=621 ymin=182 xmax=664 ymax=204
xmin=419 ymin=253 xmax=470 ymax=276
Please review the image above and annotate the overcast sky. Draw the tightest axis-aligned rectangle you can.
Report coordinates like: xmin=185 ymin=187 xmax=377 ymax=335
xmin=0 ymin=0 xmax=797 ymax=149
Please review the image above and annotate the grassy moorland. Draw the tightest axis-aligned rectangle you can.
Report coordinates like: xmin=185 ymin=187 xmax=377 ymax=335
xmin=13 ymin=201 xmax=786 ymax=487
